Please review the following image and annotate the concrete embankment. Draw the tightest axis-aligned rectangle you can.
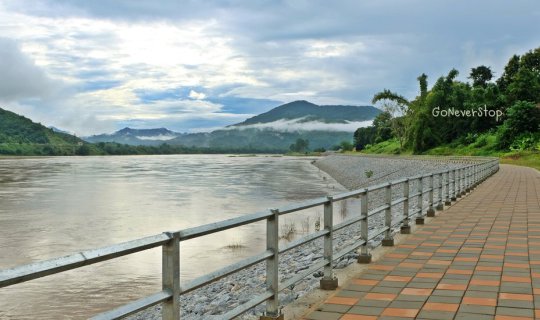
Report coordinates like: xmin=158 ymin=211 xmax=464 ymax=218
xmin=129 ymin=154 xmax=467 ymax=320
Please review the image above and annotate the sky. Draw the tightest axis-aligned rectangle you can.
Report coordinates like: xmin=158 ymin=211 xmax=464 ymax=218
xmin=0 ymin=0 xmax=538 ymax=135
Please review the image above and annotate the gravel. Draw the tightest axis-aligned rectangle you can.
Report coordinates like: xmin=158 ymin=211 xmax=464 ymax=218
xmin=128 ymin=154 xmax=467 ymax=320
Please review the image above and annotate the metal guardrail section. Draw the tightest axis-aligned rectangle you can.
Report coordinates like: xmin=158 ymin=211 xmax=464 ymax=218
xmin=0 ymin=157 xmax=500 ymax=320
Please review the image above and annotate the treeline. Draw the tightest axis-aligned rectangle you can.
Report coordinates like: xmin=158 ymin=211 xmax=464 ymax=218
xmin=0 ymin=141 xmax=285 ymax=156
xmin=355 ymin=47 xmax=540 ymax=153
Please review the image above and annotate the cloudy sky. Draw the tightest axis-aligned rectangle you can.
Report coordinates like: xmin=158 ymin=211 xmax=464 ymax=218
xmin=0 ymin=0 xmax=538 ymax=135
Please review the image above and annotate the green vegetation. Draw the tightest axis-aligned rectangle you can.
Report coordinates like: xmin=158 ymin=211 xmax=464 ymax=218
xmin=236 ymin=100 xmax=380 ymax=126
xmin=352 ymin=47 xmax=540 ymax=170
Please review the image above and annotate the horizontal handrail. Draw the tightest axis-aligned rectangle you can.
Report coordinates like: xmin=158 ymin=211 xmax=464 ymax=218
xmin=0 ymin=156 xmax=500 ymax=320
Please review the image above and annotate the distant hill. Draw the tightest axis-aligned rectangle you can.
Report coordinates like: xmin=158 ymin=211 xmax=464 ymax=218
xmin=234 ymin=100 xmax=380 ymax=126
xmin=0 ymin=107 xmax=83 ymax=145
xmin=169 ymin=100 xmax=380 ymax=150
xmin=85 ymin=127 xmax=181 ymax=146
xmin=0 ymin=107 xmax=91 ymax=155
xmin=85 ymin=100 xmax=381 ymax=150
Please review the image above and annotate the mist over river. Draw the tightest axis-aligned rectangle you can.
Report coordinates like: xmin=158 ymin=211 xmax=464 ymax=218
xmin=0 ymin=155 xmax=347 ymax=319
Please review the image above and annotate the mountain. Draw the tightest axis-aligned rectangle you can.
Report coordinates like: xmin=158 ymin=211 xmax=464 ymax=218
xmin=83 ymin=100 xmax=381 ymax=151
xmin=85 ymin=127 xmax=181 ymax=146
xmin=169 ymin=100 xmax=381 ymax=150
xmin=0 ymin=107 xmax=85 ymax=155
xmin=234 ymin=100 xmax=380 ymax=126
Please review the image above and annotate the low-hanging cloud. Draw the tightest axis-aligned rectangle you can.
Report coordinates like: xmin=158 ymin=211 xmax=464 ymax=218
xmin=228 ymin=118 xmax=373 ymax=132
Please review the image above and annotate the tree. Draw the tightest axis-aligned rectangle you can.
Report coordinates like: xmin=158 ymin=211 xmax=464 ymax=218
xmin=289 ymin=138 xmax=309 ymax=153
xmin=340 ymin=140 xmax=353 ymax=151
xmin=469 ymin=66 xmax=493 ymax=87
xmin=372 ymin=111 xmax=393 ymax=142
xmin=496 ymin=101 xmax=540 ymax=149
xmin=372 ymin=89 xmax=410 ymax=150
xmin=354 ymin=126 xmax=376 ymax=150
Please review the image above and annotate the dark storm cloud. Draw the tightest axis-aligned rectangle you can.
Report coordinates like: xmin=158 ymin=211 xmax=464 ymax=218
xmin=0 ymin=38 xmax=58 ymax=101
xmin=1 ymin=0 xmax=539 ymax=133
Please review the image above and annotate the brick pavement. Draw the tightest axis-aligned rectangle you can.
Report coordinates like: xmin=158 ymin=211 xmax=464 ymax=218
xmin=304 ymin=164 xmax=540 ymax=320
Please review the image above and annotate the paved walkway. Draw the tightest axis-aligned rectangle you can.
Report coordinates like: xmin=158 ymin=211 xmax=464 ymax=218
xmin=305 ymin=164 xmax=540 ymax=320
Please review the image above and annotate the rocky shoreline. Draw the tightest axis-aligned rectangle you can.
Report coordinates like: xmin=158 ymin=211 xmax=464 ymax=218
xmin=129 ymin=154 xmax=467 ymax=320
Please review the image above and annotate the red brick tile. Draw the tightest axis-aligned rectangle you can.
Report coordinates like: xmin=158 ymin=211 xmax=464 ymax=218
xmin=437 ymin=283 xmax=467 ymax=290
xmin=502 ymin=276 xmax=531 ymax=283
xmin=352 ymin=279 xmax=378 ymax=286
xmin=455 ymin=257 xmax=478 ymax=262
xmin=494 ymin=316 xmax=533 ymax=320
xmin=416 ymin=272 xmax=444 ymax=279
xmin=499 ymin=293 xmax=533 ymax=301
xmin=371 ymin=265 xmax=394 ymax=271
xmin=462 ymin=297 xmax=497 ymax=306
xmin=381 ymin=308 xmax=419 ymax=318
xmin=447 ymin=269 xmax=473 ymax=275
xmin=427 ymin=259 xmax=451 ymax=265
xmin=506 ymin=252 xmax=528 ymax=257
xmin=470 ymin=279 xmax=500 ymax=286
xmin=503 ymin=262 xmax=530 ymax=269
xmin=423 ymin=302 xmax=459 ymax=312
xmin=401 ymin=288 xmax=433 ymax=296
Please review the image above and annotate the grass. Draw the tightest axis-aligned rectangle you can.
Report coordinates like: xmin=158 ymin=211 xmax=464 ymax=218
xmin=224 ymin=241 xmax=247 ymax=249
xmin=279 ymin=219 xmax=297 ymax=240
xmin=500 ymin=151 xmax=540 ymax=171
xmin=348 ymin=133 xmax=540 ymax=171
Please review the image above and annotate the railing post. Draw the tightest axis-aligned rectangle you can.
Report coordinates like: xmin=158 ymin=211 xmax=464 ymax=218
xmin=465 ymin=166 xmax=471 ymax=192
xmin=460 ymin=167 xmax=466 ymax=196
xmin=162 ymin=232 xmax=180 ymax=320
xmin=401 ymin=179 xmax=411 ymax=234
xmin=456 ymin=168 xmax=462 ymax=198
xmin=450 ymin=169 xmax=457 ymax=201
xmin=382 ymin=183 xmax=394 ymax=246
xmin=415 ymin=177 xmax=424 ymax=225
xmin=261 ymin=209 xmax=283 ymax=320
xmin=358 ymin=190 xmax=371 ymax=263
xmin=444 ymin=171 xmax=451 ymax=206
xmin=427 ymin=174 xmax=435 ymax=217
xmin=436 ymin=172 xmax=444 ymax=211
xmin=320 ymin=197 xmax=338 ymax=290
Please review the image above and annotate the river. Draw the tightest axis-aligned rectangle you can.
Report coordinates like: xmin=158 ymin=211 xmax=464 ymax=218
xmin=0 ymin=155 xmax=347 ymax=319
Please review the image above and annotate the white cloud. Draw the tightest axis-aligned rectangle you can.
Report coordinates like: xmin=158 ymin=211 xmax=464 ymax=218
xmin=229 ymin=118 xmax=373 ymax=132
xmin=189 ymin=90 xmax=206 ymax=100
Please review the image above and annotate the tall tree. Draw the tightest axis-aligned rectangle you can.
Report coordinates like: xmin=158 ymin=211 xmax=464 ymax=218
xmin=469 ymin=66 xmax=493 ymax=87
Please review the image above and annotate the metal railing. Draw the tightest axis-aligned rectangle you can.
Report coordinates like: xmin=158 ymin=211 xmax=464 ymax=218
xmin=0 ymin=157 xmax=500 ymax=320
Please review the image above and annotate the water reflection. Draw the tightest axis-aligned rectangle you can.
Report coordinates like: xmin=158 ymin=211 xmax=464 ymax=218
xmin=0 ymin=155 xmax=348 ymax=319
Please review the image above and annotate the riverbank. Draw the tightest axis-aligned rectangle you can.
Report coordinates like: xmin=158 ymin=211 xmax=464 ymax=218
xmin=128 ymin=154 xmax=468 ymax=320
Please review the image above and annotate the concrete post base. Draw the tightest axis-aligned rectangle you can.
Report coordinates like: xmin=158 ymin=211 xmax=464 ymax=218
xmin=401 ymin=225 xmax=411 ymax=234
xmin=451 ymin=197 xmax=457 ymax=201
xmin=445 ymin=200 xmax=452 ymax=206
xmin=436 ymin=203 xmax=444 ymax=211
xmin=456 ymin=193 xmax=462 ymax=198
xmin=426 ymin=208 xmax=435 ymax=217
xmin=461 ymin=191 xmax=466 ymax=196
xmin=320 ymin=277 xmax=338 ymax=290
xmin=382 ymin=238 xmax=394 ymax=246
xmin=416 ymin=217 xmax=425 ymax=225
xmin=358 ymin=253 xmax=372 ymax=264
xmin=466 ymin=188 xmax=471 ymax=193
xmin=260 ymin=313 xmax=284 ymax=320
